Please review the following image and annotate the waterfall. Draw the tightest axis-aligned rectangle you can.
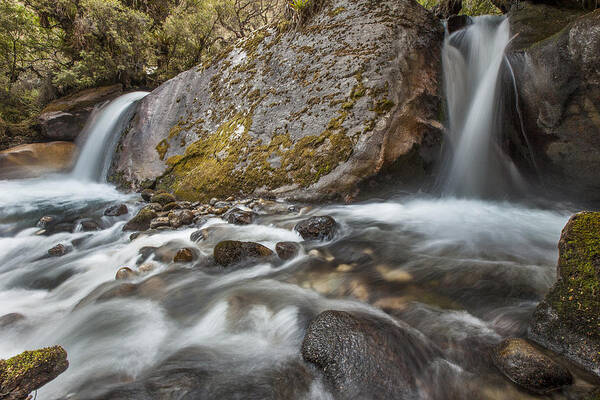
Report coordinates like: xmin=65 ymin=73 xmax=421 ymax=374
xmin=71 ymin=91 xmax=148 ymax=182
xmin=440 ymin=16 xmax=525 ymax=198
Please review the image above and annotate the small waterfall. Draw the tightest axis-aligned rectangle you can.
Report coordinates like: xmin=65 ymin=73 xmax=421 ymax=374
xmin=440 ymin=16 xmax=524 ymax=198
xmin=71 ymin=91 xmax=148 ymax=182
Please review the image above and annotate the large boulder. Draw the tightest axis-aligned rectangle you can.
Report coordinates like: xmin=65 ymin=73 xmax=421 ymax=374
xmin=529 ymin=212 xmax=600 ymax=377
xmin=301 ymin=310 xmax=439 ymax=399
xmin=0 ymin=346 xmax=69 ymax=400
xmin=111 ymin=0 xmax=444 ymax=202
xmin=0 ymin=141 xmax=76 ymax=179
xmin=509 ymin=8 xmax=600 ymax=199
xmin=38 ymin=84 xmax=123 ymax=141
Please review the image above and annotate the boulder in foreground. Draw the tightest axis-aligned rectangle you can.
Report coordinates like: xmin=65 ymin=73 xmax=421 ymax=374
xmin=0 ymin=346 xmax=68 ymax=400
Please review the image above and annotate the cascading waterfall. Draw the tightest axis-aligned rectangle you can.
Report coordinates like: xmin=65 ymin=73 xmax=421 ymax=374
xmin=71 ymin=91 xmax=148 ymax=182
xmin=440 ymin=16 xmax=525 ymax=198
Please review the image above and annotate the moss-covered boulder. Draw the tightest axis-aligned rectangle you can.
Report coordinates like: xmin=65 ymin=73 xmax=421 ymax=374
xmin=509 ymin=8 xmax=600 ymax=200
xmin=111 ymin=0 xmax=444 ymax=202
xmin=0 ymin=346 xmax=69 ymax=400
xmin=123 ymin=207 xmax=158 ymax=231
xmin=214 ymin=240 xmax=274 ymax=266
xmin=38 ymin=84 xmax=123 ymax=141
xmin=529 ymin=212 xmax=600 ymax=377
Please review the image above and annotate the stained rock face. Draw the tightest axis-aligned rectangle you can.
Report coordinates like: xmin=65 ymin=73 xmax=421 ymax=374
xmin=38 ymin=84 xmax=123 ymax=141
xmin=111 ymin=0 xmax=444 ymax=202
xmin=491 ymin=338 xmax=573 ymax=394
xmin=510 ymin=8 xmax=600 ymax=199
xmin=0 ymin=142 xmax=76 ymax=179
xmin=0 ymin=346 xmax=69 ymax=400
xmin=301 ymin=310 xmax=439 ymax=399
xmin=529 ymin=212 xmax=600 ymax=377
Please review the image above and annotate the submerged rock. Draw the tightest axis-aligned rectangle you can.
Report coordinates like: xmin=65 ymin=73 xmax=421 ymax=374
xmin=123 ymin=208 xmax=158 ymax=231
xmin=0 ymin=346 xmax=69 ymax=400
xmin=213 ymin=240 xmax=273 ymax=266
xmin=294 ymin=216 xmax=337 ymax=241
xmin=224 ymin=208 xmax=256 ymax=225
xmin=529 ymin=212 xmax=600 ymax=377
xmin=173 ymin=248 xmax=196 ymax=263
xmin=104 ymin=203 xmax=128 ymax=217
xmin=301 ymin=310 xmax=439 ymax=399
xmin=0 ymin=313 xmax=25 ymax=329
xmin=48 ymin=244 xmax=70 ymax=257
xmin=111 ymin=0 xmax=444 ymax=202
xmin=491 ymin=338 xmax=573 ymax=394
xmin=275 ymin=242 xmax=301 ymax=260
xmin=115 ymin=267 xmax=137 ymax=280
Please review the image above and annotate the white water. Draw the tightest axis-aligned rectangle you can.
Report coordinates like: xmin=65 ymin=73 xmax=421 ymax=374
xmin=71 ymin=92 xmax=148 ymax=182
xmin=441 ymin=16 xmax=524 ymax=198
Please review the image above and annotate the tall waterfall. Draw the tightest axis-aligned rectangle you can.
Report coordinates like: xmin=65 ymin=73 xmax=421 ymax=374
xmin=440 ymin=16 xmax=524 ymax=198
xmin=71 ymin=91 xmax=148 ymax=182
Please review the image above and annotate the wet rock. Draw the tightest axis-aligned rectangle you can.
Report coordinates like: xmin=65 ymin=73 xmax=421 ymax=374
xmin=48 ymin=244 xmax=70 ymax=257
xmin=38 ymin=84 xmax=122 ymax=141
xmin=140 ymin=189 xmax=155 ymax=202
xmin=301 ymin=310 xmax=439 ymax=399
xmin=294 ymin=216 xmax=337 ymax=241
xmin=0 ymin=142 xmax=77 ymax=179
xmin=209 ymin=198 xmax=218 ymax=206
xmin=213 ymin=240 xmax=274 ymax=266
xmin=37 ymin=216 xmax=55 ymax=229
xmin=115 ymin=267 xmax=137 ymax=280
xmin=138 ymin=263 xmax=156 ymax=274
xmin=79 ymin=219 xmax=100 ymax=232
xmin=529 ymin=212 xmax=600 ymax=377
xmin=123 ymin=208 xmax=158 ymax=231
xmin=432 ymin=0 xmax=462 ymax=19
xmin=150 ymin=192 xmax=176 ymax=206
xmin=149 ymin=217 xmax=170 ymax=229
xmin=168 ymin=210 xmax=194 ymax=228
xmin=224 ymin=208 xmax=256 ymax=225
xmin=0 ymin=346 xmax=69 ymax=400
xmin=51 ymin=222 xmax=74 ymax=234
xmin=491 ymin=338 xmax=573 ymax=394
xmin=173 ymin=248 xmax=196 ymax=263
xmin=190 ymin=230 xmax=205 ymax=242
xmin=447 ymin=15 xmax=471 ymax=33
xmin=276 ymin=242 xmax=301 ymax=260
xmin=162 ymin=202 xmax=181 ymax=211
xmin=104 ymin=203 xmax=128 ymax=217
xmin=144 ymin=202 xmax=163 ymax=212
xmin=0 ymin=313 xmax=25 ymax=329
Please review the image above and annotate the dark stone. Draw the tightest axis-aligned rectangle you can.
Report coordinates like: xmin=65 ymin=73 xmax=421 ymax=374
xmin=224 ymin=208 xmax=256 ymax=225
xmin=276 ymin=242 xmax=301 ymax=260
xmin=144 ymin=202 xmax=163 ymax=212
xmin=168 ymin=210 xmax=194 ymax=228
xmin=529 ymin=212 xmax=600 ymax=377
xmin=190 ymin=230 xmax=205 ymax=242
xmin=213 ymin=240 xmax=274 ymax=266
xmin=141 ymin=189 xmax=155 ymax=202
xmin=36 ymin=216 xmax=55 ymax=229
xmin=48 ymin=244 xmax=70 ymax=257
xmin=123 ymin=208 xmax=158 ymax=231
xmin=149 ymin=217 xmax=170 ymax=229
xmin=50 ymin=223 xmax=74 ymax=234
xmin=0 ymin=313 xmax=25 ymax=329
xmin=150 ymin=192 xmax=176 ymax=206
xmin=0 ymin=346 xmax=69 ymax=400
xmin=173 ymin=248 xmax=196 ymax=263
xmin=162 ymin=202 xmax=181 ymax=211
xmin=301 ymin=310 xmax=439 ymax=399
xmin=491 ymin=338 xmax=573 ymax=394
xmin=432 ymin=0 xmax=462 ymax=18
xmin=447 ymin=15 xmax=471 ymax=34
xmin=79 ymin=219 xmax=100 ymax=232
xmin=294 ymin=216 xmax=337 ymax=241
xmin=104 ymin=203 xmax=128 ymax=217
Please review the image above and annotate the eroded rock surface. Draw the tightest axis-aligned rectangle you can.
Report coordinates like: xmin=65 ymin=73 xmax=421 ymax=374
xmin=111 ymin=0 xmax=444 ymax=201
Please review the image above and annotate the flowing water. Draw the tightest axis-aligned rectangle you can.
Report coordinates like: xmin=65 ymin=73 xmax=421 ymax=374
xmin=0 ymin=21 xmax=597 ymax=400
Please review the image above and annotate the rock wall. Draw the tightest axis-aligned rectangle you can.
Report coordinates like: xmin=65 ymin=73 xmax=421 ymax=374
xmin=509 ymin=7 xmax=600 ymax=199
xmin=111 ymin=0 xmax=444 ymax=202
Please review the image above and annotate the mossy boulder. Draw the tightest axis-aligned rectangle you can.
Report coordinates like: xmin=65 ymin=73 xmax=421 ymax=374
xmin=111 ymin=0 xmax=444 ymax=202
xmin=294 ymin=216 xmax=337 ymax=241
xmin=38 ymin=84 xmax=123 ymax=141
xmin=150 ymin=192 xmax=176 ymax=206
xmin=529 ymin=212 xmax=600 ymax=377
xmin=0 ymin=346 xmax=69 ymax=400
xmin=123 ymin=208 xmax=158 ymax=231
xmin=214 ymin=240 xmax=274 ymax=266
xmin=509 ymin=8 xmax=600 ymax=200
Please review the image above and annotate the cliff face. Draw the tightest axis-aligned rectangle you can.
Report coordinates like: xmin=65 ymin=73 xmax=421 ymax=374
xmin=111 ymin=0 xmax=444 ymax=202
